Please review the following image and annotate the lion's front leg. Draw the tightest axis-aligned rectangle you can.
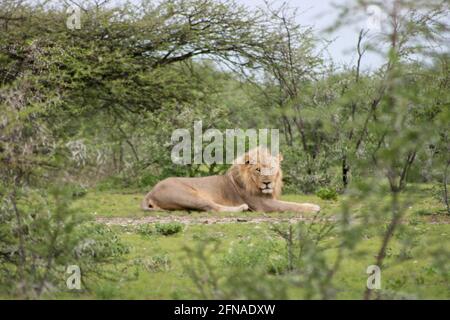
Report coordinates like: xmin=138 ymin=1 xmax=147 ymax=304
xmin=255 ymin=199 xmax=320 ymax=213
xmin=215 ymin=203 xmax=249 ymax=212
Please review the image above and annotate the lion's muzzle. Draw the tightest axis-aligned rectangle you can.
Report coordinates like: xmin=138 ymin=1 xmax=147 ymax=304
xmin=260 ymin=181 xmax=274 ymax=194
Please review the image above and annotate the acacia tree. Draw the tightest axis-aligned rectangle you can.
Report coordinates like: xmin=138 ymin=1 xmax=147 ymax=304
xmin=0 ymin=0 xmax=329 ymax=297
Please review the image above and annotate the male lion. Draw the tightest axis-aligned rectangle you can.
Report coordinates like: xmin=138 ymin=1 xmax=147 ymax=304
xmin=141 ymin=147 xmax=320 ymax=213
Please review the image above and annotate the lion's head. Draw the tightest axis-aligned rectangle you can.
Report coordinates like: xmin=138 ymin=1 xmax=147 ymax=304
xmin=228 ymin=147 xmax=283 ymax=198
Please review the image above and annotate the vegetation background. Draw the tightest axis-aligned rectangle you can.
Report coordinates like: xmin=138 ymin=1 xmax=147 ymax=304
xmin=0 ymin=0 xmax=448 ymax=299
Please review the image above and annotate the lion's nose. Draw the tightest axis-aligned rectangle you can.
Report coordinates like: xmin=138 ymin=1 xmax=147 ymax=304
xmin=263 ymin=182 xmax=271 ymax=187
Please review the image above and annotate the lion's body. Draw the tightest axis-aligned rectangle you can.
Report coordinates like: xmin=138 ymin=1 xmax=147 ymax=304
xmin=141 ymin=175 xmax=247 ymax=212
xmin=141 ymin=148 xmax=320 ymax=213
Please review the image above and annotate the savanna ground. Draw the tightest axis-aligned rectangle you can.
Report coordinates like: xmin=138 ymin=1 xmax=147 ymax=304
xmin=55 ymin=184 xmax=449 ymax=300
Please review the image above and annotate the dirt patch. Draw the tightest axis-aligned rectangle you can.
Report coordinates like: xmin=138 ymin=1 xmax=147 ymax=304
xmin=95 ymin=215 xmax=332 ymax=226
xmin=95 ymin=214 xmax=450 ymax=226
xmin=425 ymin=214 xmax=450 ymax=224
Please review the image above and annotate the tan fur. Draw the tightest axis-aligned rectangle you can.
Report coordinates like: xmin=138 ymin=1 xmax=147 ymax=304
xmin=141 ymin=147 xmax=320 ymax=213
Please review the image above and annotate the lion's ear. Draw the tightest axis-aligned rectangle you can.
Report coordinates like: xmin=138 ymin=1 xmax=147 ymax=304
xmin=278 ymin=153 xmax=283 ymax=162
xmin=244 ymin=154 xmax=250 ymax=165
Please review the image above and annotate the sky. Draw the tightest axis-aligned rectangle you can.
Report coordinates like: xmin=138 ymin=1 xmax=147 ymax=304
xmin=235 ymin=0 xmax=385 ymax=70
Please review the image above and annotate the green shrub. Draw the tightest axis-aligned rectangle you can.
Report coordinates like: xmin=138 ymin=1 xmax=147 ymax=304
xmin=315 ymin=187 xmax=338 ymax=200
xmin=136 ymin=223 xmax=155 ymax=236
xmin=70 ymin=185 xmax=88 ymax=199
xmin=96 ymin=175 xmax=134 ymax=191
xmin=282 ymin=147 xmax=333 ymax=193
xmin=94 ymin=283 xmax=120 ymax=300
xmin=73 ymin=223 xmax=129 ymax=259
xmin=222 ymin=240 xmax=288 ymax=274
xmin=0 ymin=187 xmax=129 ymax=298
xmin=155 ymin=222 xmax=183 ymax=236
xmin=139 ymin=173 xmax=160 ymax=188
xmin=266 ymin=254 xmax=289 ymax=275
xmin=143 ymin=254 xmax=171 ymax=272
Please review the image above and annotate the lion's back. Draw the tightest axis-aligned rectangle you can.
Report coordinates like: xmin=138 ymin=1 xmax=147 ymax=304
xmin=151 ymin=175 xmax=241 ymax=205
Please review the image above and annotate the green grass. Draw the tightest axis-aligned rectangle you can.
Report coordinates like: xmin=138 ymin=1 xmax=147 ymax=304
xmin=63 ymin=184 xmax=449 ymax=300
xmin=73 ymin=183 xmax=447 ymax=219
xmin=73 ymin=190 xmax=340 ymax=220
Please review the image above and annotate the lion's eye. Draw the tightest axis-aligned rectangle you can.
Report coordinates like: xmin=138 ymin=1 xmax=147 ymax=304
xmin=256 ymin=168 xmax=261 ymax=172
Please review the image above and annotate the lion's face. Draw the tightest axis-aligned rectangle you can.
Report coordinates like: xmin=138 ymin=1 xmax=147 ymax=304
xmin=247 ymin=158 xmax=281 ymax=194
xmin=230 ymin=147 xmax=283 ymax=198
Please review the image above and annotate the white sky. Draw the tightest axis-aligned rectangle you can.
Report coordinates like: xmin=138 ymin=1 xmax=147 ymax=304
xmin=235 ymin=0 xmax=385 ymax=70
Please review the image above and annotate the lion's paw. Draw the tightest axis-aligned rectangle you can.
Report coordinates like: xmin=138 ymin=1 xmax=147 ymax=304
xmin=239 ymin=204 xmax=249 ymax=211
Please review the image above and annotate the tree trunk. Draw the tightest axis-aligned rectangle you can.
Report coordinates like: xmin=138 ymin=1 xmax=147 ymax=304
xmin=342 ymin=157 xmax=350 ymax=188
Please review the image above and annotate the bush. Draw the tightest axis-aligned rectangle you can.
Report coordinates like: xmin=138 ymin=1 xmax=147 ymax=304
xmin=73 ymin=222 xmax=129 ymax=259
xmin=136 ymin=223 xmax=155 ymax=236
xmin=139 ymin=173 xmax=160 ymax=188
xmin=315 ymin=187 xmax=338 ymax=201
xmin=143 ymin=254 xmax=171 ymax=272
xmin=70 ymin=185 xmax=88 ymax=199
xmin=0 ymin=188 xmax=129 ymax=298
xmin=282 ymin=147 xmax=334 ymax=193
xmin=96 ymin=175 xmax=135 ymax=191
xmin=155 ymin=222 xmax=183 ymax=236
xmin=222 ymin=240 xmax=288 ymax=274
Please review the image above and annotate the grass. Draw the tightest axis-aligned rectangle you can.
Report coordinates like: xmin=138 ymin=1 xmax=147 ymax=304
xmin=61 ymin=184 xmax=449 ymax=300
xmin=73 ymin=190 xmax=340 ymax=220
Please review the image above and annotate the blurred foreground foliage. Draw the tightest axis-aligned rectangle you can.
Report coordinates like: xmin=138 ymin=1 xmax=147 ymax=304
xmin=0 ymin=0 xmax=449 ymax=299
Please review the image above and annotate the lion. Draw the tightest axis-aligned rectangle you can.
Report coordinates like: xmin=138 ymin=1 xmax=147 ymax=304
xmin=141 ymin=147 xmax=320 ymax=213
